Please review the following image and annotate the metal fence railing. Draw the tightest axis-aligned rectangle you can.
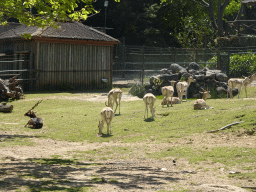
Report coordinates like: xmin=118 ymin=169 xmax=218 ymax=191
xmin=113 ymin=45 xmax=256 ymax=84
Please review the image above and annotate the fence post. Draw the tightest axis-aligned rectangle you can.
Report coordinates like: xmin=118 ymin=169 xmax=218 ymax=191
xmin=141 ymin=46 xmax=145 ymax=85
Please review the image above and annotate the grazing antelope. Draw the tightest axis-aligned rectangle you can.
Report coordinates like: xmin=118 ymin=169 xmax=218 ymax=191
xmin=98 ymin=107 xmax=115 ymax=135
xmin=194 ymin=90 xmax=211 ymax=110
xmin=143 ymin=93 xmax=156 ymax=119
xmin=105 ymin=88 xmax=122 ymax=114
xmin=227 ymin=75 xmax=251 ymax=99
xmin=24 ymin=100 xmax=43 ymax=129
xmin=176 ymin=76 xmax=195 ymax=101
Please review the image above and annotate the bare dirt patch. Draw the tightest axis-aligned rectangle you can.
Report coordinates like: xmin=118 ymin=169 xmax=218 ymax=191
xmin=0 ymin=93 xmax=255 ymax=192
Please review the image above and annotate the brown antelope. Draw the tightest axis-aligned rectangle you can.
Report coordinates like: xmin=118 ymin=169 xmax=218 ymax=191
xmin=105 ymin=88 xmax=122 ymax=114
xmin=227 ymin=75 xmax=251 ymax=99
xmin=176 ymin=76 xmax=195 ymax=101
xmin=143 ymin=93 xmax=156 ymax=119
xmin=24 ymin=100 xmax=43 ymax=129
xmin=194 ymin=90 xmax=211 ymax=110
xmin=161 ymin=97 xmax=181 ymax=106
xmin=98 ymin=107 xmax=115 ymax=135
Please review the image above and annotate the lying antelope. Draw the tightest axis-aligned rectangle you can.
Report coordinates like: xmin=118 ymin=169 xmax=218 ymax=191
xmin=194 ymin=90 xmax=211 ymax=110
xmin=161 ymin=97 xmax=181 ymax=106
xmin=176 ymin=76 xmax=195 ymax=101
xmin=24 ymin=100 xmax=43 ymax=129
xmin=227 ymin=75 xmax=251 ymax=99
xmin=98 ymin=107 xmax=115 ymax=135
xmin=143 ymin=93 xmax=156 ymax=119
xmin=105 ymin=88 xmax=122 ymax=114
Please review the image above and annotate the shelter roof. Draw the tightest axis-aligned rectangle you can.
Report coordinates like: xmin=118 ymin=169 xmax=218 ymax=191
xmin=0 ymin=22 xmax=119 ymax=43
xmin=242 ymin=0 xmax=256 ymax=5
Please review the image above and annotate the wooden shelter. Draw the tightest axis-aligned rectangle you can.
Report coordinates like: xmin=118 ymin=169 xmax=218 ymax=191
xmin=0 ymin=22 xmax=119 ymax=91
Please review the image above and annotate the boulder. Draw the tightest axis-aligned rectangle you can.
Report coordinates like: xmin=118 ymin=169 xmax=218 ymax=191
xmin=187 ymin=62 xmax=200 ymax=71
xmin=205 ymin=71 xmax=216 ymax=79
xmin=170 ymin=63 xmax=187 ymax=74
xmin=160 ymin=68 xmax=170 ymax=74
xmin=216 ymin=72 xmax=228 ymax=82
xmin=216 ymin=86 xmax=227 ymax=98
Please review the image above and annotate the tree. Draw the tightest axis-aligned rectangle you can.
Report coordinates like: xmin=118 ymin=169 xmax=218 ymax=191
xmin=0 ymin=0 xmax=120 ymax=28
xmin=162 ymin=0 xmax=242 ymax=37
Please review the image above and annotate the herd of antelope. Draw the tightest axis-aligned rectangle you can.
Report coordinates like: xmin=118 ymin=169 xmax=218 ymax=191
xmin=98 ymin=73 xmax=256 ymax=135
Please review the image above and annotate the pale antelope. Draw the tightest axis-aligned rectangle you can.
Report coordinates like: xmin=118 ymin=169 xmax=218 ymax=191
xmin=194 ymin=90 xmax=211 ymax=110
xmin=105 ymin=88 xmax=122 ymax=114
xmin=227 ymin=75 xmax=251 ymax=98
xmin=143 ymin=93 xmax=156 ymax=119
xmin=98 ymin=107 xmax=115 ymax=135
xmin=176 ymin=76 xmax=195 ymax=101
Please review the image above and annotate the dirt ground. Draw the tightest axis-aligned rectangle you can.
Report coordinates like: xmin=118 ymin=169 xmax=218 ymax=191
xmin=0 ymin=93 xmax=255 ymax=192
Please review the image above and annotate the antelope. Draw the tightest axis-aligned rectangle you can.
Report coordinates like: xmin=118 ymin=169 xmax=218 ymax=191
xmin=161 ymin=97 xmax=181 ymax=106
xmin=161 ymin=81 xmax=176 ymax=107
xmin=24 ymin=100 xmax=43 ymax=129
xmin=143 ymin=93 xmax=156 ymax=119
xmin=176 ymin=76 xmax=195 ymax=101
xmin=242 ymin=73 xmax=256 ymax=98
xmin=105 ymin=88 xmax=122 ymax=114
xmin=194 ymin=90 xmax=211 ymax=110
xmin=227 ymin=75 xmax=251 ymax=99
xmin=98 ymin=107 xmax=115 ymax=135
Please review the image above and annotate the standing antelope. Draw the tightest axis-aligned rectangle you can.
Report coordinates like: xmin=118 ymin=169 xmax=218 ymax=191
xmin=143 ymin=93 xmax=156 ymax=119
xmin=227 ymin=75 xmax=251 ymax=99
xmin=161 ymin=86 xmax=174 ymax=107
xmin=105 ymin=88 xmax=122 ymax=114
xmin=161 ymin=81 xmax=176 ymax=107
xmin=98 ymin=107 xmax=115 ymax=135
xmin=176 ymin=76 xmax=195 ymax=101
xmin=242 ymin=73 xmax=256 ymax=98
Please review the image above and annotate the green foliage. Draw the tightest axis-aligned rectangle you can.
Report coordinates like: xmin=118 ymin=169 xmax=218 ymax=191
xmin=0 ymin=0 xmax=120 ymax=29
xmin=229 ymin=53 xmax=256 ymax=77
xmin=128 ymin=84 xmax=146 ymax=98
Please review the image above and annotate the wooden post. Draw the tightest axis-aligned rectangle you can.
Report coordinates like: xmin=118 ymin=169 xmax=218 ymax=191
xmin=141 ymin=46 xmax=145 ymax=85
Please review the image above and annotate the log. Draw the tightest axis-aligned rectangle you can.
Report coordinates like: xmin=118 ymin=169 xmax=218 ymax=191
xmin=0 ymin=76 xmax=24 ymax=101
xmin=205 ymin=121 xmax=245 ymax=133
xmin=0 ymin=103 xmax=13 ymax=113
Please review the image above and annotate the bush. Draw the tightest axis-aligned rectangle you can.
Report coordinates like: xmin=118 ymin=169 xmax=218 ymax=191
xmin=207 ymin=53 xmax=256 ymax=78
xmin=229 ymin=53 xmax=256 ymax=78
xmin=128 ymin=84 xmax=146 ymax=98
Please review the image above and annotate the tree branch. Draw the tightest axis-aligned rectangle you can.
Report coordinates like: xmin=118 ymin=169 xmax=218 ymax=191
xmin=191 ymin=0 xmax=209 ymax=7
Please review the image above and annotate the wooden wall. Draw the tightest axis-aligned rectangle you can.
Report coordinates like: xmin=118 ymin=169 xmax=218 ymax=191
xmin=35 ymin=42 xmax=112 ymax=90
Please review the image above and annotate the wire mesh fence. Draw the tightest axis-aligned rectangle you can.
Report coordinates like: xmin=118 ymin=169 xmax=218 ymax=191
xmin=113 ymin=45 xmax=256 ymax=85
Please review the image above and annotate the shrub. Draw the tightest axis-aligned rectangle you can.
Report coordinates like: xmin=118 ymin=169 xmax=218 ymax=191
xmin=207 ymin=53 xmax=256 ymax=78
xmin=128 ymin=84 xmax=146 ymax=98
xmin=229 ymin=53 xmax=256 ymax=78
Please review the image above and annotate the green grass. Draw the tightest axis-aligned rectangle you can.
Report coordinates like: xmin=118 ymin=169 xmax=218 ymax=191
xmin=0 ymin=87 xmax=256 ymax=143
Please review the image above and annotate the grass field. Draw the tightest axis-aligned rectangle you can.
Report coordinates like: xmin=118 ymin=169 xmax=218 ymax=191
xmin=0 ymin=86 xmax=256 ymax=192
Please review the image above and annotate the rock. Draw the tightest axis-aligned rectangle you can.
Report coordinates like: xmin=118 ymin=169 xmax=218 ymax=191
xmin=160 ymin=68 xmax=170 ymax=74
xmin=205 ymin=71 xmax=216 ymax=79
xmin=216 ymin=72 xmax=228 ymax=82
xmin=149 ymin=76 xmax=159 ymax=86
xmin=170 ymin=63 xmax=187 ymax=74
xmin=187 ymin=62 xmax=200 ymax=71
xmin=216 ymin=86 xmax=227 ymax=98
xmin=0 ymin=103 xmax=13 ymax=113
xmin=157 ymin=74 xmax=172 ymax=84
xmin=195 ymin=74 xmax=205 ymax=81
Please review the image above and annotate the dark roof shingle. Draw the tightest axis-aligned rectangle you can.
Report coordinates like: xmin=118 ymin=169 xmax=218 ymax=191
xmin=0 ymin=22 xmax=119 ymax=42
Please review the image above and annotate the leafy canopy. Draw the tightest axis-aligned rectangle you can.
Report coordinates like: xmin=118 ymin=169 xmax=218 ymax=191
xmin=0 ymin=0 xmax=120 ymax=28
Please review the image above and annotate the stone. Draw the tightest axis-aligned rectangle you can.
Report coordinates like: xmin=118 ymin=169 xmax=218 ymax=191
xmin=216 ymin=72 xmax=228 ymax=82
xmin=170 ymin=63 xmax=187 ymax=73
xmin=160 ymin=68 xmax=170 ymax=74
xmin=187 ymin=62 xmax=200 ymax=71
